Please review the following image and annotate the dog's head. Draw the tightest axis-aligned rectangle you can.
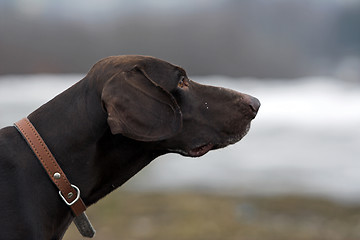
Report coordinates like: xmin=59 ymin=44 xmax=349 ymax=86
xmin=96 ymin=55 xmax=260 ymax=157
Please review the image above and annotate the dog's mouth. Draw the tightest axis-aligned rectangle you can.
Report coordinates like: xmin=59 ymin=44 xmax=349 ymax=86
xmin=187 ymin=123 xmax=251 ymax=157
xmin=169 ymin=123 xmax=252 ymax=158
xmin=188 ymin=143 xmax=214 ymax=157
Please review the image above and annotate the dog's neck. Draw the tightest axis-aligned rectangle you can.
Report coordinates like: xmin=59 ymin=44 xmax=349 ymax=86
xmin=27 ymin=78 xmax=161 ymax=237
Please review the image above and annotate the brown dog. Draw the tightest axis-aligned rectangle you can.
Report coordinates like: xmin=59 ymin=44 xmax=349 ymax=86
xmin=0 ymin=55 xmax=260 ymax=239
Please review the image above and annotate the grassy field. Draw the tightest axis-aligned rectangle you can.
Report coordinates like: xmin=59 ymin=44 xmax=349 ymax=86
xmin=64 ymin=191 xmax=360 ymax=240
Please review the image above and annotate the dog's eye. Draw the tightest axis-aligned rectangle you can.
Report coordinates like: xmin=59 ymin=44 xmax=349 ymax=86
xmin=178 ymin=76 xmax=189 ymax=88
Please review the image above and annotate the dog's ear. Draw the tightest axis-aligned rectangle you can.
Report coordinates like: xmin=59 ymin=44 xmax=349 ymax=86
xmin=101 ymin=67 xmax=182 ymax=141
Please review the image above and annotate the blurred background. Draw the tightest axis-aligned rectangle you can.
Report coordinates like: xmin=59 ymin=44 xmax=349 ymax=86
xmin=1 ymin=0 xmax=360 ymax=239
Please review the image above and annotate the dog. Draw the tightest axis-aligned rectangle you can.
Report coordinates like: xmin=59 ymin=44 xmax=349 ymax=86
xmin=0 ymin=55 xmax=260 ymax=239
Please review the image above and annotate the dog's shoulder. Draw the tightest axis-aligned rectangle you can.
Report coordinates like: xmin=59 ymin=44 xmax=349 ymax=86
xmin=0 ymin=126 xmax=26 ymax=169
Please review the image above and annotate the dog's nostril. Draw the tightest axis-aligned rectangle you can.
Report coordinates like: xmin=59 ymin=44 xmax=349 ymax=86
xmin=248 ymin=97 xmax=260 ymax=115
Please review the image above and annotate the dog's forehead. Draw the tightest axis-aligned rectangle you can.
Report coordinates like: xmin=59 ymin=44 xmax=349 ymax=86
xmin=139 ymin=56 xmax=180 ymax=71
xmin=101 ymin=55 xmax=186 ymax=75
xmin=129 ymin=56 xmax=187 ymax=88
xmin=92 ymin=55 xmax=186 ymax=91
xmin=125 ymin=56 xmax=184 ymax=72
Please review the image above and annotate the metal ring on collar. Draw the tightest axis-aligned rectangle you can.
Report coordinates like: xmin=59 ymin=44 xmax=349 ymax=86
xmin=59 ymin=184 xmax=81 ymax=206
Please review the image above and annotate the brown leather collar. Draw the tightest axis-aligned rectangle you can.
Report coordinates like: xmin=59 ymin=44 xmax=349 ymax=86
xmin=14 ymin=118 xmax=95 ymax=237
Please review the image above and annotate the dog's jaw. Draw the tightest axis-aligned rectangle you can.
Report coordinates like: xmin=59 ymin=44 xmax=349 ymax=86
xmin=165 ymin=121 xmax=252 ymax=158
xmin=188 ymin=143 xmax=214 ymax=157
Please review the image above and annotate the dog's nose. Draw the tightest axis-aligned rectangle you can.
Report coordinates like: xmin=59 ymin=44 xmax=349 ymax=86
xmin=249 ymin=97 xmax=260 ymax=115
xmin=243 ymin=94 xmax=260 ymax=118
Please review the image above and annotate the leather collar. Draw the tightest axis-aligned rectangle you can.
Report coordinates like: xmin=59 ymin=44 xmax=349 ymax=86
xmin=14 ymin=118 xmax=95 ymax=238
